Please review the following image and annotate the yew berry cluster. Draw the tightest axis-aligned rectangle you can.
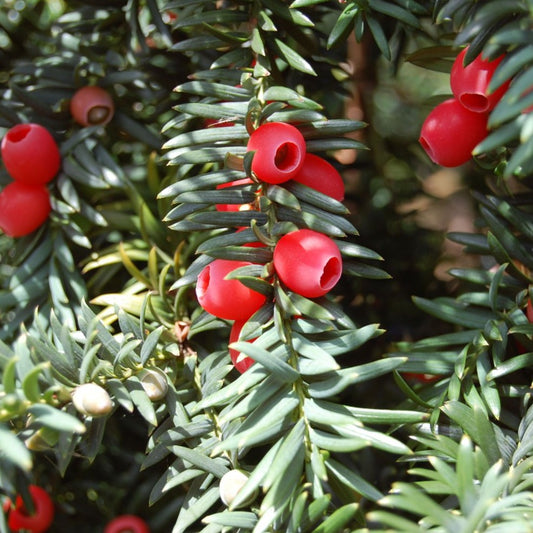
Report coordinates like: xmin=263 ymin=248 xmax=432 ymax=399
xmin=419 ymin=46 xmax=510 ymax=167
xmin=0 ymin=86 xmax=114 ymax=238
xmin=195 ymin=122 xmax=345 ymax=373
xmin=0 ymin=124 xmax=60 ymax=237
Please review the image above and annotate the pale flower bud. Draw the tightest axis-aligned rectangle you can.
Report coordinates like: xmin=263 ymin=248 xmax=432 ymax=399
xmin=139 ymin=368 xmax=168 ymax=401
xmin=72 ymin=383 xmax=113 ymax=417
xmin=219 ymin=469 xmax=257 ymax=508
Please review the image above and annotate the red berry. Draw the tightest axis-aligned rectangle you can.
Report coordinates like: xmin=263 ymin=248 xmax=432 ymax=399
xmin=419 ymin=98 xmax=488 ymax=167
xmin=196 ymin=259 xmax=267 ymax=320
xmin=247 ymin=122 xmax=306 ymax=184
xmin=229 ymin=319 xmax=256 ymax=373
xmin=1 ymin=123 xmax=60 ymax=185
xmin=402 ymin=373 xmax=441 ymax=384
xmin=527 ymin=298 xmax=533 ymax=323
xmin=70 ymin=86 xmax=115 ymax=127
xmin=291 ymin=153 xmax=345 ymax=201
xmin=450 ymin=47 xmax=509 ymax=113
xmin=104 ymin=514 xmax=150 ymax=533
xmin=6 ymin=485 xmax=54 ymax=533
xmin=216 ymin=177 xmax=256 ymax=212
xmin=204 ymin=118 xmax=236 ymax=128
xmin=273 ymin=229 xmax=342 ymax=298
xmin=0 ymin=182 xmax=51 ymax=237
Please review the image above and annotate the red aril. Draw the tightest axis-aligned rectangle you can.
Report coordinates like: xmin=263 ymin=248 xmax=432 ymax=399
xmin=229 ymin=319 xmax=256 ymax=373
xmin=273 ymin=229 xmax=342 ymax=298
xmin=419 ymin=98 xmax=488 ymax=167
xmin=527 ymin=298 xmax=533 ymax=323
xmin=70 ymin=86 xmax=115 ymax=127
xmin=450 ymin=47 xmax=509 ymax=113
xmin=216 ymin=177 xmax=256 ymax=212
xmin=291 ymin=153 xmax=345 ymax=201
xmin=0 ymin=182 xmax=51 ymax=237
xmin=247 ymin=122 xmax=306 ymax=184
xmin=6 ymin=485 xmax=54 ymax=533
xmin=196 ymin=259 xmax=267 ymax=320
xmin=402 ymin=373 xmax=441 ymax=384
xmin=1 ymin=123 xmax=60 ymax=185
xmin=104 ymin=514 xmax=150 ymax=533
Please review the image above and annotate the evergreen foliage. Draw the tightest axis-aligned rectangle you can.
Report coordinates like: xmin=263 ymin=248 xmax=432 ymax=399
xmin=1 ymin=0 xmax=533 ymax=531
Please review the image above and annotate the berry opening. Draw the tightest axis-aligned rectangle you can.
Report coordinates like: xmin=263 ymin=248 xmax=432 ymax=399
xmin=274 ymin=142 xmax=300 ymax=172
xmin=16 ymin=504 xmax=33 ymax=517
xmin=460 ymin=93 xmax=489 ymax=113
xmin=196 ymin=266 xmax=211 ymax=298
xmin=7 ymin=124 xmax=31 ymax=143
xmin=88 ymin=106 xmax=112 ymax=125
xmin=418 ymin=136 xmax=435 ymax=161
xmin=320 ymin=257 xmax=342 ymax=290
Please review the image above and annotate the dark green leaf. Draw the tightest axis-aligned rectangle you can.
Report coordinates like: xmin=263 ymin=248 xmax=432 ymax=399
xmin=308 ymin=357 xmax=406 ymax=398
xmin=230 ymin=341 xmax=299 ymax=383
xmin=366 ymin=15 xmax=391 ymax=61
xmin=327 ymin=3 xmax=359 ymax=50
xmin=28 ymin=404 xmax=86 ymax=434
xmin=371 ymin=0 xmax=421 ymax=28
xmin=176 ymin=81 xmax=250 ymax=101
xmin=412 ymin=296 xmax=496 ymax=329
xmin=275 ymin=38 xmax=316 ymax=76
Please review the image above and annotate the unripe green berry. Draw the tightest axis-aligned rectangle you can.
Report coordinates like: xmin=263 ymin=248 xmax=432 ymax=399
xmin=72 ymin=383 xmax=113 ymax=417
xmin=139 ymin=368 xmax=168 ymax=401
xmin=219 ymin=469 xmax=257 ymax=508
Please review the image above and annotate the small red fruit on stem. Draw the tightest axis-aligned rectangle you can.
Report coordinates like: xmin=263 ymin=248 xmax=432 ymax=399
xmin=0 ymin=182 xmax=51 ymax=237
xmin=450 ymin=47 xmax=509 ymax=113
xmin=196 ymin=259 xmax=267 ymax=320
xmin=247 ymin=122 xmax=306 ymax=184
xmin=291 ymin=153 xmax=345 ymax=201
xmin=104 ymin=514 xmax=150 ymax=533
xmin=70 ymin=86 xmax=115 ymax=127
xmin=273 ymin=229 xmax=342 ymax=298
xmin=1 ymin=123 xmax=60 ymax=185
xmin=526 ymin=298 xmax=533 ymax=323
xmin=6 ymin=485 xmax=54 ymax=533
xmin=402 ymin=373 xmax=441 ymax=384
xmin=215 ymin=177 xmax=256 ymax=212
xmin=229 ymin=319 xmax=256 ymax=373
xmin=419 ymin=98 xmax=488 ymax=167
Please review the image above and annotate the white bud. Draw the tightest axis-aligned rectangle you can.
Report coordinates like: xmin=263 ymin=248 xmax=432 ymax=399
xmin=139 ymin=368 xmax=168 ymax=401
xmin=219 ymin=469 xmax=257 ymax=508
xmin=72 ymin=383 xmax=113 ymax=417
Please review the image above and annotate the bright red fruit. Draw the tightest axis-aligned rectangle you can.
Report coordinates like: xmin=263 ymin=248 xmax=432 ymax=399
xmin=0 ymin=182 xmax=51 ymax=237
xmin=291 ymin=153 xmax=345 ymax=201
xmin=419 ymin=98 xmax=488 ymax=167
xmin=273 ymin=229 xmax=342 ymax=298
xmin=70 ymin=86 xmax=115 ymax=127
xmin=450 ymin=47 xmax=509 ymax=113
xmin=402 ymin=373 xmax=441 ymax=384
xmin=196 ymin=259 xmax=267 ymax=320
xmin=216 ymin=177 xmax=256 ymax=212
xmin=104 ymin=514 xmax=150 ymax=533
xmin=229 ymin=319 xmax=256 ymax=373
xmin=6 ymin=485 xmax=54 ymax=533
xmin=247 ymin=122 xmax=306 ymax=184
xmin=1 ymin=123 xmax=60 ymax=185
